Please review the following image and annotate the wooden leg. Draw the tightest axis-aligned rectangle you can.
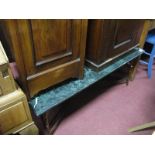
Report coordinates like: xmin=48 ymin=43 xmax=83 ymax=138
xmin=129 ymin=56 xmax=141 ymax=81
xmin=128 ymin=121 xmax=155 ymax=133
xmin=42 ymin=112 xmax=50 ymax=134
xmin=42 ymin=105 xmax=66 ymax=134
xmin=49 ymin=112 xmax=65 ymax=134
xmin=126 ymin=78 xmax=129 ymax=86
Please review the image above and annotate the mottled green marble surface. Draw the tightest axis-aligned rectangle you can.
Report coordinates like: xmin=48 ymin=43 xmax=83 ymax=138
xmin=29 ymin=48 xmax=144 ymax=116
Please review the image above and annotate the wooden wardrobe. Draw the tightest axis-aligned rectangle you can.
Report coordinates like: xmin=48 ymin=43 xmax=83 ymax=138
xmin=0 ymin=20 xmax=88 ymax=98
xmin=86 ymin=19 xmax=144 ymax=71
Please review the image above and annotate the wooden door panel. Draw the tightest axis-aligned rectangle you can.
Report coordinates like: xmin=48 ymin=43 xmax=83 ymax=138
xmin=113 ymin=20 xmax=138 ymax=48
xmin=114 ymin=20 xmax=134 ymax=48
xmin=15 ymin=19 xmax=80 ymax=76
xmin=30 ymin=20 xmax=72 ymax=66
xmin=107 ymin=20 xmax=144 ymax=58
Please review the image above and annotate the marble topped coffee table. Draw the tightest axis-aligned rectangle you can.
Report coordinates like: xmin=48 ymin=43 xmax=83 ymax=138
xmin=30 ymin=48 xmax=144 ymax=117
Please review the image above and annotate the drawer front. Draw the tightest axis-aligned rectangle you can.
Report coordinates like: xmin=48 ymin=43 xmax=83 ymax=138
xmin=0 ymin=101 xmax=28 ymax=133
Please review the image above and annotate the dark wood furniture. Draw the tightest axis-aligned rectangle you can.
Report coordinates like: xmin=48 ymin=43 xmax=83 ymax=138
xmin=0 ymin=20 xmax=88 ymax=98
xmin=86 ymin=19 xmax=144 ymax=71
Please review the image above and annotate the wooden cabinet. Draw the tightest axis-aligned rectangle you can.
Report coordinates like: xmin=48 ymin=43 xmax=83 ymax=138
xmin=0 ymin=20 xmax=88 ymax=98
xmin=86 ymin=19 xmax=144 ymax=71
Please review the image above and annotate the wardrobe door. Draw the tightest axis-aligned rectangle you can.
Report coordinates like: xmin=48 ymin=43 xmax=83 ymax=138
xmin=106 ymin=19 xmax=144 ymax=59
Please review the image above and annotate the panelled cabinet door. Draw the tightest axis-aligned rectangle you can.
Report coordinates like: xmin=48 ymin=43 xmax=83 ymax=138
xmin=18 ymin=20 xmax=80 ymax=76
xmin=2 ymin=20 xmax=87 ymax=97
xmin=30 ymin=20 xmax=73 ymax=67
xmin=106 ymin=19 xmax=144 ymax=59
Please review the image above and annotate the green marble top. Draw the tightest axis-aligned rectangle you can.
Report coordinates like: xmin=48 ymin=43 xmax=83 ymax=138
xmin=29 ymin=48 xmax=144 ymax=116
